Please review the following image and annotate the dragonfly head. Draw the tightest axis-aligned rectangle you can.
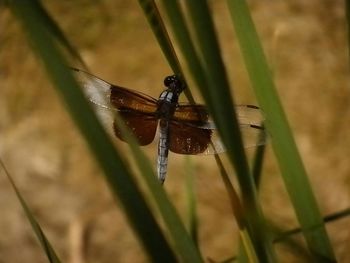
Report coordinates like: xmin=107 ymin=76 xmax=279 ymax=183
xmin=164 ymin=75 xmax=185 ymax=94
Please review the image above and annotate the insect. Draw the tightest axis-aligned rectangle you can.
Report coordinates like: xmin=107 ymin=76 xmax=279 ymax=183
xmin=73 ymin=68 xmax=265 ymax=184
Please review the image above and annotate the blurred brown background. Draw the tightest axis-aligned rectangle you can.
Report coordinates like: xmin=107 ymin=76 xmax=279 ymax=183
xmin=1 ymin=1 xmax=350 ymax=262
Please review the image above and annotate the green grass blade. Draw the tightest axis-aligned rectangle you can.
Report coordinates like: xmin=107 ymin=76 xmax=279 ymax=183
xmin=113 ymin=115 xmax=204 ymax=263
xmin=8 ymin=2 xmax=177 ymax=262
xmin=137 ymin=0 xmax=182 ymax=75
xmin=214 ymin=154 xmax=259 ymax=262
xmin=181 ymin=0 xmax=252 ymax=197
xmin=159 ymin=0 xmax=240 ymax=201
xmin=137 ymin=0 xmax=201 ymax=107
xmin=274 ymin=207 xmax=350 ymax=243
xmin=182 ymin=1 xmax=276 ymax=261
xmin=159 ymin=1 xmax=210 ymax=95
xmin=251 ymin=128 xmax=267 ymax=187
xmin=214 ymin=155 xmax=244 ymax=229
xmin=184 ymin=157 xmax=199 ymax=246
xmin=0 ymin=159 xmax=62 ymax=263
xmin=159 ymin=5 xmax=250 ymax=249
xmin=227 ymin=0 xmax=336 ymax=260
xmin=161 ymin=0 xmax=275 ymax=260
xmin=219 ymin=206 xmax=350 ymax=262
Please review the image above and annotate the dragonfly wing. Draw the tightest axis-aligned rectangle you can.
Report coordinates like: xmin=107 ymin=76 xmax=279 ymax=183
xmin=177 ymin=123 xmax=266 ymax=155
xmin=173 ymin=104 xmax=209 ymax=122
xmin=72 ymin=68 xmax=114 ymax=109
xmin=236 ymin=104 xmax=265 ymax=126
xmin=73 ymin=68 xmax=159 ymax=145
xmin=168 ymin=116 xmax=266 ymax=155
xmin=174 ymin=103 xmax=264 ymax=125
xmin=240 ymin=124 xmax=267 ymax=148
xmin=110 ymin=85 xmax=157 ymax=113
xmin=168 ymin=120 xmax=213 ymax=154
xmin=72 ymin=68 xmax=158 ymax=113
xmin=113 ymin=111 xmax=158 ymax=145
xmin=169 ymin=103 xmax=266 ymax=155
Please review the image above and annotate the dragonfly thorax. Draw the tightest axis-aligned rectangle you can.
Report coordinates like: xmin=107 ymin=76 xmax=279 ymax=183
xmin=157 ymin=89 xmax=178 ymax=119
xmin=157 ymin=75 xmax=184 ymax=119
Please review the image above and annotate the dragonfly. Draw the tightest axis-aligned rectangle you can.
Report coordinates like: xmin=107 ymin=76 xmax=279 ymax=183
xmin=72 ymin=68 xmax=266 ymax=184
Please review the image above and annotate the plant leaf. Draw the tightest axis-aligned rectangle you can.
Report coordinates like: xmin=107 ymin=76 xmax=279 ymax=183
xmin=0 ymin=159 xmax=62 ymax=263
xmin=8 ymin=1 xmax=177 ymax=261
xmin=227 ymin=0 xmax=336 ymax=260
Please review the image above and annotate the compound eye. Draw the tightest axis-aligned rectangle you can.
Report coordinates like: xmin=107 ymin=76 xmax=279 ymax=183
xmin=164 ymin=75 xmax=174 ymax=87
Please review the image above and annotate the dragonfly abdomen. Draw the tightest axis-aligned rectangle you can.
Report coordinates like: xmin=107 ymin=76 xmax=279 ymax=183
xmin=157 ymin=119 xmax=170 ymax=184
